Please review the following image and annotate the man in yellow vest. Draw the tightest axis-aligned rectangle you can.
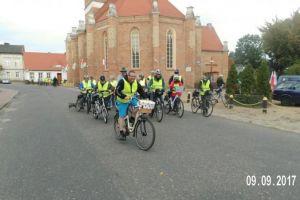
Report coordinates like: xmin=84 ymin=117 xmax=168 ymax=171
xmin=95 ymin=75 xmax=112 ymax=109
xmin=115 ymin=70 xmax=146 ymax=140
xmin=146 ymin=70 xmax=155 ymax=87
xmin=148 ymin=69 xmax=165 ymax=102
xmin=138 ymin=73 xmax=146 ymax=88
xmin=77 ymin=75 xmax=92 ymax=109
xmin=199 ymin=75 xmax=213 ymax=113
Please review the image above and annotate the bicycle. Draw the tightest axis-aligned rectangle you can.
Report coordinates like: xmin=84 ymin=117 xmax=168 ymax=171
xmin=75 ymin=89 xmax=93 ymax=113
xmin=191 ymin=90 xmax=214 ymax=117
xmin=92 ymin=91 xmax=112 ymax=124
xmin=113 ymin=97 xmax=156 ymax=151
xmin=211 ymin=87 xmax=228 ymax=107
xmin=149 ymin=89 xmax=164 ymax=122
xmin=163 ymin=86 xmax=184 ymax=118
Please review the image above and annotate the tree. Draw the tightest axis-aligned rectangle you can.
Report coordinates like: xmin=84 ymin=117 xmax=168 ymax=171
xmin=226 ymin=64 xmax=239 ymax=95
xmin=261 ymin=11 xmax=300 ymax=74
xmin=234 ymin=34 xmax=264 ymax=68
xmin=257 ymin=61 xmax=272 ymax=98
xmin=239 ymin=65 xmax=256 ymax=95
xmin=284 ymin=60 xmax=300 ymax=75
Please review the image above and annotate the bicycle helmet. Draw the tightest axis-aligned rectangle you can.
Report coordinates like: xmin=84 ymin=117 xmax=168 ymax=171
xmin=155 ymin=69 xmax=161 ymax=75
xmin=175 ymin=69 xmax=179 ymax=74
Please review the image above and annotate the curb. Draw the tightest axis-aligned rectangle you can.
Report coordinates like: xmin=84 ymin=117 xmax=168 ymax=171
xmin=0 ymin=89 xmax=19 ymax=110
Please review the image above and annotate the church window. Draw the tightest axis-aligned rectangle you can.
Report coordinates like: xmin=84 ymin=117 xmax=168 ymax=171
xmin=131 ymin=29 xmax=140 ymax=68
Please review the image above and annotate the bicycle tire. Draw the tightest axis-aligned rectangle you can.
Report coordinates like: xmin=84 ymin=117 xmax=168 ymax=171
xmin=176 ymin=99 xmax=184 ymax=118
xmin=86 ymin=98 xmax=91 ymax=114
xmin=76 ymin=98 xmax=82 ymax=112
xmin=113 ymin=113 xmax=122 ymax=139
xmin=191 ymin=97 xmax=200 ymax=113
xmin=221 ymin=96 xmax=229 ymax=108
xmin=135 ymin=117 xmax=156 ymax=151
xmin=102 ymin=107 xmax=108 ymax=124
xmin=163 ymin=99 xmax=171 ymax=114
xmin=203 ymin=100 xmax=214 ymax=117
xmin=93 ymin=107 xmax=98 ymax=119
xmin=155 ymin=100 xmax=163 ymax=122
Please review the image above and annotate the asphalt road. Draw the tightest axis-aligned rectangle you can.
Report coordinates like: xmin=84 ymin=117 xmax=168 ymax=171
xmin=0 ymin=83 xmax=300 ymax=200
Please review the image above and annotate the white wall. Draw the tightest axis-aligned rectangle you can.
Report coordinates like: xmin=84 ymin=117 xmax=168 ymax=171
xmin=24 ymin=71 xmax=67 ymax=82
xmin=0 ymin=54 xmax=24 ymax=80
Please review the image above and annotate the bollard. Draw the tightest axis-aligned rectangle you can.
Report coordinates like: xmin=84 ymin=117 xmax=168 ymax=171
xmin=187 ymin=92 xmax=191 ymax=103
xmin=262 ymin=97 xmax=268 ymax=113
xmin=228 ymin=95 xmax=234 ymax=109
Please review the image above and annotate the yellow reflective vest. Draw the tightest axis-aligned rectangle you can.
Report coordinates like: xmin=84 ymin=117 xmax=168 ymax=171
xmin=200 ymin=80 xmax=210 ymax=96
xmin=117 ymin=79 xmax=138 ymax=103
xmin=97 ymin=81 xmax=110 ymax=97
xmin=151 ymin=78 xmax=163 ymax=91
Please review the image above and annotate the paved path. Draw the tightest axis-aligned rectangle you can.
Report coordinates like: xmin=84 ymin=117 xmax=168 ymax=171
xmin=0 ymin=87 xmax=18 ymax=110
xmin=0 ymin=83 xmax=299 ymax=200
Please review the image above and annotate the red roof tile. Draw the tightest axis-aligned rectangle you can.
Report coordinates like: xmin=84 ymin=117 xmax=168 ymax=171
xmin=24 ymin=52 xmax=66 ymax=71
xmin=95 ymin=0 xmax=184 ymax=22
xmin=201 ymin=26 xmax=224 ymax=52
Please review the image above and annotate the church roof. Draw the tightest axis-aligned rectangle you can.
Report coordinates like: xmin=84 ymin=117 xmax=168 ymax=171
xmin=95 ymin=0 xmax=184 ymax=22
xmin=24 ymin=52 xmax=66 ymax=71
xmin=201 ymin=26 xmax=224 ymax=52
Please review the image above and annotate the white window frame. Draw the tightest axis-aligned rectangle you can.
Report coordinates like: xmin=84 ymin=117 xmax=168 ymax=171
xmin=47 ymin=72 xmax=51 ymax=78
xmin=166 ymin=30 xmax=174 ymax=69
xmin=38 ymin=72 xmax=43 ymax=79
xmin=16 ymin=72 xmax=19 ymax=78
xmin=131 ymin=29 xmax=140 ymax=69
xmin=30 ymin=72 xmax=34 ymax=80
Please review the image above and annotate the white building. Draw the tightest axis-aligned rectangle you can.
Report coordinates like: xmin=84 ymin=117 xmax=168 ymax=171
xmin=23 ymin=52 xmax=67 ymax=83
xmin=0 ymin=43 xmax=25 ymax=81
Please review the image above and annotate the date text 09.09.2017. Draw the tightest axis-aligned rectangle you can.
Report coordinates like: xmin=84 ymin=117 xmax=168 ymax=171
xmin=246 ymin=175 xmax=296 ymax=186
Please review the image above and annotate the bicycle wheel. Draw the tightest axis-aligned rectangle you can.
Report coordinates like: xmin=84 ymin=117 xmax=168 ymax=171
xmin=176 ymin=99 xmax=184 ymax=118
xmin=86 ymin=97 xmax=91 ymax=114
xmin=163 ymin=98 xmax=171 ymax=114
xmin=113 ymin=113 xmax=122 ymax=139
xmin=191 ymin=97 xmax=200 ymax=113
xmin=93 ymin=106 xmax=98 ymax=119
xmin=76 ymin=98 xmax=83 ymax=112
xmin=155 ymin=100 xmax=163 ymax=122
xmin=102 ymin=107 xmax=108 ymax=124
xmin=221 ymin=95 xmax=229 ymax=107
xmin=203 ymin=100 xmax=214 ymax=117
xmin=135 ymin=117 xmax=156 ymax=151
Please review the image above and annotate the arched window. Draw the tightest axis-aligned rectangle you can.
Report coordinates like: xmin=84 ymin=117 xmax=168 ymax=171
xmin=131 ymin=29 xmax=140 ymax=68
xmin=166 ymin=30 xmax=174 ymax=69
xmin=103 ymin=32 xmax=108 ymax=70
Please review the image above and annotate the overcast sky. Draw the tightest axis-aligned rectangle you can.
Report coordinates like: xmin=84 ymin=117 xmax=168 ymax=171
xmin=0 ymin=0 xmax=299 ymax=53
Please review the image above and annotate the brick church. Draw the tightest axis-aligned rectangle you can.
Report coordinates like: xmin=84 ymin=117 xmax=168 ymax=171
xmin=66 ymin=0 xmax=229 ymax=88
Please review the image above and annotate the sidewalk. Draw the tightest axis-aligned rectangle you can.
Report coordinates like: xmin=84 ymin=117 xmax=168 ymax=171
xmin=0 ymin=88 xmax=19 ymax=110
xmin=183 ymin=99 xmax=300 ymax=134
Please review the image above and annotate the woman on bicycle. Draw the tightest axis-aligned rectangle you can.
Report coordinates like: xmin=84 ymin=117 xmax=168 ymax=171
xmin=169 ymin=75 xmax=183 ymax=110
xmin=115 ymin=70 xmax=147 ymax=140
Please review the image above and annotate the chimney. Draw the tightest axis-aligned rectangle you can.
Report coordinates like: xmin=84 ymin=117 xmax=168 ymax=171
xmin=223 ymin=41 xmax=229 ymax=52
xmin=195 ymin=16 xmax=201 ymax=26
xmin=152 ymin=0 xmax=159 ymax=14
xmin=77 ymin=20 xmax=85 ymax=32
xmin=186 ymin=6 xmax=195 ymax=19
xmin=207 ymin=23 xmax=213 ymax=28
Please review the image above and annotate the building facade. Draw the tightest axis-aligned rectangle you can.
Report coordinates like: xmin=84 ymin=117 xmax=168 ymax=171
xmin=0 ymin=43 xmax=25 ymax=81
xmin=66 ymin=0 xmax=229 ymax=88
xmin=23 ymin=52 xmax=67 ymax=83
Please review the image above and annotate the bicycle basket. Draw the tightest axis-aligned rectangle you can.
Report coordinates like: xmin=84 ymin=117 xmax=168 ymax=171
xmin=139 ymin=100 xmax=155 ymax=113
xmin=174 ymin=86 xmax=184 ymax=93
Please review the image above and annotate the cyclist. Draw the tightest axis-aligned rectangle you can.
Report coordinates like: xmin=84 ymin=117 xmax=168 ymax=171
xmin=90 ymin=76 xmax=97 ymax=89
xmin=146 ymin=70 xmax=155 ymax=86
xmin=117 ymin=67 xmax=128 ymax=84
xmin=95 ymin=75 xmax=113 ymax=109
xmin=169 ymin=75 xmax=184 ymax=110
xmin=199 ymin=75 xmax=213 ymax=112
xmin=78 ymin=75 xmax=92 ymax=109
xmin=116 ymin=70 xmax=147 ymax=140
xmin=138 ymin=73 xmax=146 ymax=88
xmin=169 ymin=69 xmax=183 ymax=84
xmin=216 ymin=74 xmax=225 ymax=93
xmin=148 ymin=69 xmax=165 ymax=103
